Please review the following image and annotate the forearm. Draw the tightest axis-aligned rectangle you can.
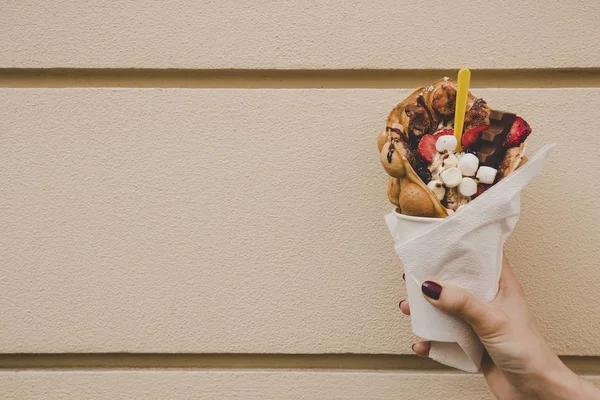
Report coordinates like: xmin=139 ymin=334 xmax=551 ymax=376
xmin=547 ymin=375 xmax=600 ymax=400
xmin=579 ymin=379 xmax=600 ymax=400
xmin=530 ymin=360 xmax=600 ymax=400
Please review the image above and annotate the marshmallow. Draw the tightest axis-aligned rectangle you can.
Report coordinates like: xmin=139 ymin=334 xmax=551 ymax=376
xmin=459 ymin=177 xmax=478 ymax=197
xmin=476 ymin=166 xmax=498 ymax=184
xmin=436 ymin=135 xmax=458 ymax=153
xmin=458 ymin=153 xmax=479 ymax=176
xmin=427 ymin=179 xmax=446 ymax=201
xmin=440 ymin=167 xmax=462 ymax=188
xmin=443 ymin=153 xmax=459 ymax=168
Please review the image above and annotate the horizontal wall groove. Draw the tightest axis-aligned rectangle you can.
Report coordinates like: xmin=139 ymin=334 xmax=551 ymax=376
xmin=0 ymin=354 xmax=447 ymax=371
xmin=1 ymin=68 xmax=599 ymax=89
xmin=1 ymin=354 xmax=599 ymax=374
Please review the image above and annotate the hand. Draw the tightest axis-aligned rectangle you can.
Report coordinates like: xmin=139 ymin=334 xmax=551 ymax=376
xmin=399 ymin=257 xmax=600 ymax=400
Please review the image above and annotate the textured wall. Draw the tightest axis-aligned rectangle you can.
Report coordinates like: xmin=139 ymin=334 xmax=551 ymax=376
xmin=2 ymin=0 xmax=599 ymax=69
xmin=4 ymin=371 xmax=600 ymax=400
xmin=1 ymin=1 xmax=600 ymax=399
xmin=1 ymin=88 xmax=599 ymax=356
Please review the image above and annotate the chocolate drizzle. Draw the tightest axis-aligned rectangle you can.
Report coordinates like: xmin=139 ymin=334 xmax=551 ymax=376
xmin=464 ymin=98 xmax=491 ymax=131
xmin=405 ymin=95 xmax=434 ymax=146
xmin=387 ymin=145 xmax=394 ymax=163
xmin=431 ymin=83 xmax=457 ymax=122
xmin=417 ymin=95 xmax=434 ymax=134
xmin=386 ymin=126 xmax=403 ymax=135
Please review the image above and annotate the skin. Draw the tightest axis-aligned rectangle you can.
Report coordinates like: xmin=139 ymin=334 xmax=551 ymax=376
xmin=399 ymin=257 xmax=600 ymax=399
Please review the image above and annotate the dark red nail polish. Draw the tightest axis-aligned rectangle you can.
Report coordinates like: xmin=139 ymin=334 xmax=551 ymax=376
xmin=422 ymin=281 xmax=442 ymax=300
xmin=402 ymin=273 xmax=405 ymax=281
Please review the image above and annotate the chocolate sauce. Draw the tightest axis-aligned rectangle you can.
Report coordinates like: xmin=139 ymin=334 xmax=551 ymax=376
xmin=405 ymin=95 xmax=434 ymax=142
xmin=386 ymin=126 xmax=403 ymax=135
xmin=471 ymin=98 xmax=487 ymax=109
xmin=432 ymin=83 xmax=457 ymax=122
xmin=387 ymin=145 xmax=394 ymax=163
xmin=417 ymin=95 xmax=435 ymax=134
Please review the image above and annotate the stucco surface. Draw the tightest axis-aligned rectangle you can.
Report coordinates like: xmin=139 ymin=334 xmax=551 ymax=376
xmin=0 ymin=370 xmax=498 ymax=399
xmin=2 ymin=0 xmax=599 ymax=69
xmin=1 ymin=370 xmax=599 ymax=400
xmin=1 ymin=88 xmax=598 ymax=355
xmin=2 ymin=0 xmax=600 ymax=397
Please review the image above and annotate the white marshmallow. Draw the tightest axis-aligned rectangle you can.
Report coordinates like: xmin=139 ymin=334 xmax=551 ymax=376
xmin=459 ymin=177 xmax=477 ymax=197
xmin=436 ymin=135 xmax=458 ymax=153
xmin=458 ymin=153 xmax=479 ymax=176
xmin=442 ymin=153 xmax=459 ymax=169
xmin=440 ymin=167 xmax=462 ymax=188
xmin=476 ymin=166 xmax=498 ymax=184
xmin=427 ymin=180 xmax=446 ymax=201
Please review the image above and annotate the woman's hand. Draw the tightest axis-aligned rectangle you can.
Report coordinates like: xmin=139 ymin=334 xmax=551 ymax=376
xmin=399 ymin=257 xmax=600 ymax=400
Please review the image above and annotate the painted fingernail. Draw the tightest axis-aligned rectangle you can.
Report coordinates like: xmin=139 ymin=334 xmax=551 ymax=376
xmin=421 ymin=281 xmax=442 ymax=300
xmin=398 ymin=300 xmax=405 ymax=309
xmin=402 ymin=273 xmax=405 ymax=281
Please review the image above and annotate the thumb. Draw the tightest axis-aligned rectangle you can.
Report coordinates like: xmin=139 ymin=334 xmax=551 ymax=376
xmin=421 ymin=280 xmax=504 ymax=337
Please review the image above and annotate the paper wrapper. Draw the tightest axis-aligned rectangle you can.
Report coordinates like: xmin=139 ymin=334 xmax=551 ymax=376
xmin=385 ymin=144 xmax=554 ymax=372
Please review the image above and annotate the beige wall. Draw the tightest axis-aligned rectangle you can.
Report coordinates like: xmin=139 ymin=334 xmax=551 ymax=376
xmin=1 ymin=1 xmax=599 ymax=398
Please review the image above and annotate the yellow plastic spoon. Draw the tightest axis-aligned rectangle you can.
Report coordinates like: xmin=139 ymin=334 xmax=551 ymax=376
xmin=453 ymin=68 xmax=471 ymax=152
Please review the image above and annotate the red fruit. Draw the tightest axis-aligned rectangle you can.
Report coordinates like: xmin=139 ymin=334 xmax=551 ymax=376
xmin=417 ymin=134 xmax=437 ymax=163
xmin=461 ymin=125 xmax=488 ymax=149
xmin=434 ymin=128 xmax=454 ymax=138
xmin=505 ymin=117 xmax=531 ymax=148
xmin=472 ymin=183 xmax=492 ymax=199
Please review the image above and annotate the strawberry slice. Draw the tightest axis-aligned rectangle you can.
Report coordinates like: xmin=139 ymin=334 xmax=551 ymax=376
xmin=472 ymin=183 xmax=492 ymax=199
xmin=504 ymin=117 xmax=531 ymax=148
xmin=461 ymin=125 xmax=488 ymax=150
xmin=434 ymin=128 xmax=454 ymax=138
xmin=417 ymin=134 xmax=437 ymax=163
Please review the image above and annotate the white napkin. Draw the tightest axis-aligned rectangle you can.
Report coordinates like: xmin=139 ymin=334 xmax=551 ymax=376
xmin=385 ymin=144 xmax=555 ymax=372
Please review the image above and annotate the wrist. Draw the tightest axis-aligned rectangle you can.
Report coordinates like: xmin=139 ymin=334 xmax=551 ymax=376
xmin=529 ymin=357 xmax=587 ymax=400
xmin=537 ymin=364 xmax=580 ymax=399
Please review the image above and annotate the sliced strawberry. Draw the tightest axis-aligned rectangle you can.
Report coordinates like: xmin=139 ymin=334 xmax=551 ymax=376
xmin=417 ymin=134 xmax=437 ymax=163
xmin=472 ymin=183 xmax=492 ymax=199
xmin=433 ymin=128 xmax=454 ymax=138
xmin=504 ymin=117 xmax=531 ymax=148
xmin=462 ymin=125 xmax=488 ymax=150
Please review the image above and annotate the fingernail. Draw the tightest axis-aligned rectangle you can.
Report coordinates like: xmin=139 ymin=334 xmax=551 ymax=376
xmin=398 ymin=300 xmax=405 ymax=309
xmin=402 ymin=273 xmax=405 ymax=281
xmin=411 ymin=343 xmax=416 ymax=352
xmin=421 ymin=281 xmax=442 ymax=300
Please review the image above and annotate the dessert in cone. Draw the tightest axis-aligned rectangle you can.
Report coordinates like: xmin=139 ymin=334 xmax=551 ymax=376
xmin=378 ymin=78 xmax=532 ymax=218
